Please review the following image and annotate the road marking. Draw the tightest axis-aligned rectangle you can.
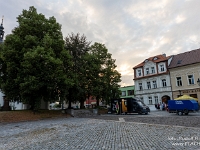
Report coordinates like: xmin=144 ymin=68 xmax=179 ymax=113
xmin=119 ymin=118 xmax=125 ymax=122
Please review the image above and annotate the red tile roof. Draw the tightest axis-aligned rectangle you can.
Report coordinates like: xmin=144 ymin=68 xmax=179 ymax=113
xmin=168 ymin=48 xmax=200 ymax=69
xmin=133 ymin=54 xmax=170 ymax=69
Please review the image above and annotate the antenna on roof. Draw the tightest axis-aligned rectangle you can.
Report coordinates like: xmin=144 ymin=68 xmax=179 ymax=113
xmin=1 ymin=15 xmax=3 ymax=25
xmin=162 ymin=52 xmax=166 ymax=57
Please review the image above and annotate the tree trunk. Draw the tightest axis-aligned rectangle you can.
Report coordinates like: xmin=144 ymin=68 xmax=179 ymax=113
xmin=67 ymin=88 xmax=72 ymax=109
xmin=96 ymin=99 xmax=99 ymax=107
xmin=80 ymin=99 xmax=85 ymax=109
xmin=68 ymin=98 xmax=72 ymax=109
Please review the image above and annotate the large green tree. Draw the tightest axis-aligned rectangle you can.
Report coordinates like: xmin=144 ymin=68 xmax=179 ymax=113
xmin=0 ymin=6 xmax=72 ymax=110
xmin=64 ymin=33 xmax=91 ymax=108
xmin=89 ymin=43 xmax=121 ymax=106
xmin=64 ymin=35 xmax=121 ymax=108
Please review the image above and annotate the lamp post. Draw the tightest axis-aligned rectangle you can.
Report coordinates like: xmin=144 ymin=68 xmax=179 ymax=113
xmin=197 ymin=78 xmax=200 ymax=86
xmin=197 ymin=78 xmax=200 ymax=103
xmin=178 ymin=90 xmax=182 ymax=97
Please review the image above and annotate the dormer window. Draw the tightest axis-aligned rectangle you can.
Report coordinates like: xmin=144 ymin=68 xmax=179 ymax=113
xmin=151 ymin=67 xmax=155 ymax=74
xmin=177 ymin=60 xmax=182 ymax=65
xmin=153 ymin=57 xmax=158 ymax=60
xmin=137 ymin=70 xmax=142 ymax=76
xmin=160 ymin=64 xmax=165 ymax=72
xmin=146 ymin=68 xmax=149 ymax=75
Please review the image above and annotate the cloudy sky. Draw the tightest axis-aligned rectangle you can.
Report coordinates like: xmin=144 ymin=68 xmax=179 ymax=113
xmin=1 ymin=0 xmax=200 ymax=86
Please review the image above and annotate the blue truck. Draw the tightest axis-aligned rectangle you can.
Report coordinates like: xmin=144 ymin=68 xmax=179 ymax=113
xmin=168 ymin=100 xmax=199 ymax=115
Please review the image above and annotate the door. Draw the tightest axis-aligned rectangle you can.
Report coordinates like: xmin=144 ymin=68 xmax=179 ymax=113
xmin=133 ymin=102 xmax=138 ymax=112
xmin=122 ymin=99 xmax=127 ymax=113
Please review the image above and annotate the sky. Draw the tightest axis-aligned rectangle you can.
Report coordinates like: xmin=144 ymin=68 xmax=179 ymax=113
xmin=1 ymin=0 xmax=200 ymax=87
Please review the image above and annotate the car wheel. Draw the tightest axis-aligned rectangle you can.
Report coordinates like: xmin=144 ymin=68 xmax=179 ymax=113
xmin=138 ymin=111 xmax=143 ymax=115
xmin=177 ymin=111 xmax=183 ymax=116
xmin=184 ymin=109 xmax=189 ymax=115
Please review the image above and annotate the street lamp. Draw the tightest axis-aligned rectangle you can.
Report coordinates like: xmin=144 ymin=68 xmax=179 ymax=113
xmin=197 ymin=78 xmax=200 ymax=86
xmin=197 ymin=78 xmax=200 ymax=103
xmin=178 ymin=90 xmax=181 ymax=97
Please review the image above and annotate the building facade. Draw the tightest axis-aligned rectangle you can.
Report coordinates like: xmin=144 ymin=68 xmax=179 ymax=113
xmin=168 ymin=49 xmax=200 ymax=103
xmin=133 ymin=54 xmax=173 ymax=105
xmin=119 ymin=85 xmax=135 ymax=98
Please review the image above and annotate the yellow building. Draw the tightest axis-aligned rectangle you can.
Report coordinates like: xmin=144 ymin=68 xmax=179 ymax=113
xmin=168 ymin=49 xmax=200 ymax=103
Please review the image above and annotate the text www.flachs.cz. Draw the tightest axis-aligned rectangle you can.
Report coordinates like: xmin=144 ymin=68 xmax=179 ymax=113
xmin=172 ymin=142 xmax=200 ymax=146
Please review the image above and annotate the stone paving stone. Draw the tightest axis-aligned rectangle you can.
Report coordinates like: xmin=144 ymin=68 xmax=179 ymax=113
xmin=0 ymin=118 xmax=200 ymax=150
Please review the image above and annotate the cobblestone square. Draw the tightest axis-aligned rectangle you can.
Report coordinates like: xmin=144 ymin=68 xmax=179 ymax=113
xmin=1 ymin=113 xmax=200 ymax=150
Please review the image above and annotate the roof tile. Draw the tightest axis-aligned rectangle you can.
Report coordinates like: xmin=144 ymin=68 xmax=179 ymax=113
xmin=133 ymin=54 xmax=170 ymax=69
xmin=168 ymin=48 xmax=200 ymax=68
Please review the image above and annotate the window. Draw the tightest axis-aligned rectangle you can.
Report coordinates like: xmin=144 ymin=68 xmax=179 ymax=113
xmin=152 ymin=80 xmax=157 ymax=88
xmin=154 ymin=96 xmax=158 ymax=104
xmin=176 ymin=77 xmax=182 ymax=86
xmin=148 ymin=97 xmax=152 ymax=104
xmin=146 ymin=68 xmax=149 ymax=75
xmin=147 ymin=81 xmax=151 ymax=89
xmin=137 ymin=70 xmax=141 ymax=76
xmin=162 ymin=79 xmax=167 ymax=87
xmin=139 ymin=83 xmax=143 ymax=91
xmin=177 ymin=60 xmax=182 ymax=64
xmin=153 ymin=57 xmax=158 ymax=60
xmin=151 ymin=67 xmax=155 ymax=74
xmin=121 ymin=91 xmax=126 ymax=96
xmin=190 ymin=94 xmax=197 ymax=99
xmin=124 ymin=100 xmax=127 ymax=106
xmin=128 ymin=90 xmax=134 ymax=96
xmin=160 ymin=65 xmax=164 ymax=72
xmin=188 ymin=75 xmax=194 ymax=85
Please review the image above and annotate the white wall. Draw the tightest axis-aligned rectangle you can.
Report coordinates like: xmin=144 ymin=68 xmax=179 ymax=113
xmin=135 ymin=74 xmax=172 ymax=106
xmin=0 ymin=91 xmax=4 ymax=107
xmin=9 ymin=101 xmax=29 ymax=110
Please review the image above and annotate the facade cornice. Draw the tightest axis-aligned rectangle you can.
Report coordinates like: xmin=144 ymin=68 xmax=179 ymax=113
xmin=133 ymin=71 xmax=170 ymax=80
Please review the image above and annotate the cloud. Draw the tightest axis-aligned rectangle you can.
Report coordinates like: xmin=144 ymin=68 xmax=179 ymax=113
xmin=1 ymin=0 xmax=200 ymax=86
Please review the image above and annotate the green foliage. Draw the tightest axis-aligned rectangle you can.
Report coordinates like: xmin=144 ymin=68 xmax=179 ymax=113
xmin=64 ymin=33 xmax=91 ymax=108
xmin=0 ymin=6 xmax=121 ymax=110
xmin=0 ymin=6 xmax=72 ymax=110
xmin=89 ymin=42 xmax=121 ymax=105
xmin=64 ymin=38 xmax=121 ymax=107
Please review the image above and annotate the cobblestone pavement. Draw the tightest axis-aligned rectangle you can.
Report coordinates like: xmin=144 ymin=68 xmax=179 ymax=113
xmin=83 ymin=111 xmax=200 ymax=128
xmin=1 ymin=114 xmax=200 ymax=150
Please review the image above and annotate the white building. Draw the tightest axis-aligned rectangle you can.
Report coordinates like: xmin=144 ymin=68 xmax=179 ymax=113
xmin=0 ymin=91 xmax=4 ymax=108
xmin=133 ymin=54 xmax=173 ymax=106
xmin=0 ymin=91 xmax=29 ymax=110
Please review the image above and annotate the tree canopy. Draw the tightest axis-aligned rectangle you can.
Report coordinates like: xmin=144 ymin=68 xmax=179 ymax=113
xmin=0 ymin=6 xmax=122 ymax=110
xmin=64 ymin=37 xmax=121 ymax=108
xmin=0 ymin=6 xmax=73 ymax=110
